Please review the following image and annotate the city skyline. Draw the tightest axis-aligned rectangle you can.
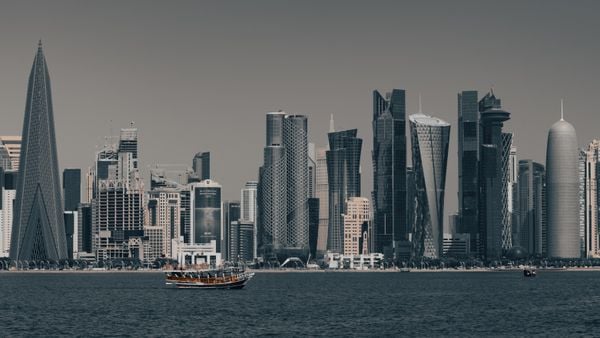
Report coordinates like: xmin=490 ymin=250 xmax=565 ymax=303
xmin=1 ymin=1 xmax=599 ymax=223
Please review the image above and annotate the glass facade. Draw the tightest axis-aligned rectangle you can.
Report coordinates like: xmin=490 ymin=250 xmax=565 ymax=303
xmin=10 ymin=43 xmax=68 ymax=261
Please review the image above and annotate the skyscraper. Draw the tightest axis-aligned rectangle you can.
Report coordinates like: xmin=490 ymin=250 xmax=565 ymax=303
xmin=584 ymin=140 xmax=600 ymax=258
xmin=546 ymin=102 xmax=579 ymax=258
xmin=457 ymin=91 xmax=480 ymax=255
xmin=192 ymin=152 xmax=210 ymax=181
xmin=516 ymin=160 xmax=545 ymax=255
xmin=222 ymin=200 xmax=240 ymax=261
xmin=409 ymin=113 xmax=450 ymax=259
xmin=315 ymin=147 xmax=329 ymax=254
xmin=10 ymin=42 xmax=67 ymax=261
xmin=578 ymin=149 xmax=587 ymax=257
xmin=63 ymin=169 xmax=81 ymax=212
xmin=0 ymin=169 xmax=17 ymax=257
xmin=258 ymin=112 xmax=310 ymax=259
xmin=478 ymin=90 xmax=511 ymax=258
xmin=190 ymin=180 xmax=222 ymax=252
xmin=343 ymin=197 xmax=371 ymax=255
xmin=92 ymin=128 xmax=144 ymax=261
xmin=326 ymin=129 xmax=362 ymax=253
xmin=241 ymin=180 xmax=258 ymax=258
xmin=372 ymin=89 xmax=407 ymax=260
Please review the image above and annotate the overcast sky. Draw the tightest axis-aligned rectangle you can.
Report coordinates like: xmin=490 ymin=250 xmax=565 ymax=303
xmin=1 ymin=1 xmax=599 ymax=223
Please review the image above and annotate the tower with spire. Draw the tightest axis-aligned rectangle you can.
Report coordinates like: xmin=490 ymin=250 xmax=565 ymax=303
xmin=10 ymin=42 xmax=68 ymax=261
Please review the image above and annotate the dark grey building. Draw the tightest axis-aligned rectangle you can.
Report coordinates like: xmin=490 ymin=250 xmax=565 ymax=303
xmin=223 ymin=200 xmax=240 ymax=261
xmin=191 ymin=180 xmax=222 ymax=251
xmin=517 ymin=160 xmax=545 ymax=256
xmin=326 ymin=129 xmax=362 ymax=253
xmin=372 ymin=89 xmax=407 ymax=260
xmin=192 ymin=152 xmax=210 ymax=181
xmin=63 ymin=169 xmax=81 ymax=212
xmin=10 ymin=42 xmax=68 ymax=261
xmin=457 ymin=91 xmax=480 ymax=255
xmin=229 ymin=220 xmax=254 ymax=262
xmin=478 ymin=91 xmax=511 ymax=259
xmin=308 ymin=197 xmax=319 ymax=258
xmin=77 ymin=203 xmax=93 ymax=254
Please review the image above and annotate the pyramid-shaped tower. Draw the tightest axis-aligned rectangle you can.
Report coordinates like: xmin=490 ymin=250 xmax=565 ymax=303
xmin=10 ymin=42 xmax=67 ymax=261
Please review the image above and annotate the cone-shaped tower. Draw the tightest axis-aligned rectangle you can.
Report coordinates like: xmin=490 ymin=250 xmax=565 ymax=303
xmin=546 ymin=103 xmax=579 ymax=258
xmin=10 ymin=42 xmax=67 ymax=261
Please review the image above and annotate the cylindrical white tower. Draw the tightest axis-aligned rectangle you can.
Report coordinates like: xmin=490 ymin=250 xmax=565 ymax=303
xmin=546 ymin=117 xmax=579 ymax=258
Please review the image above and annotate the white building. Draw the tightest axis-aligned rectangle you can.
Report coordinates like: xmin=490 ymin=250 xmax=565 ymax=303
xmin=240 ymin=180 xmax=257 ymax=259
xmin=0 ymin=170 xmax=17 ymax=257
xmin=172 ymin=237 xmax=222 ymax=268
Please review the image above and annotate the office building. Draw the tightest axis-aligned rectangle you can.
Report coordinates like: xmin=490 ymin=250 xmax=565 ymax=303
xmin=241 ymin=180 xmax=258 ymax=259
xmin=516 ymin=160 xmax=545 ymax=256
xmin=457 ymin=91 xmax=479 ymax=255
xmin=327 ymin=128 xmax=362 ymax=253
xmin=478 ymin=90 xmax=511 ymax=258
xmin=343 ymin=197 xmax=371 ymax=255
xmin=258 ymin=112 xmax=310 ymax=259
xmin=546 ymin=102 xmax=579 ymax=258
xmin=63 ymin=169 xmax=81 ymax=212
xmin=229 ymin=220 xmax=254 ymax=263
xmin=147 ymin=186 xmax=181 ymax=259
xmin=190 ymin=180 xmax=222 ymax=252
xmin=92 ymin=127 xmax=144 ymax=261
xmin=584 ymin=140 xmax=600 ymax=258
xmin=372 ymin=89 xmax=407 ymax=260
xmin=223 ymin=201 xmax=240 ymax=261
xmin=409 ymin=113 xmax=450 ymax=259
xmin=308 ymin=197 xmax=319 ymax=258
xmin=578 ymin=149 xmax=587 ymax=257
xmin=10 ymin=42 xmax=67 ymax=261
xmin=315 ymin=147 xmax=329 ymax=254
xmin=0 ymin=136 xmax=22 ymax=170
xmin=0 ymin=170 xmax=17 ymax=257
xmin=192 ymin=152 xmax=210 ymax=181
xmin=77 ymin=203 xmax=93 ymax=255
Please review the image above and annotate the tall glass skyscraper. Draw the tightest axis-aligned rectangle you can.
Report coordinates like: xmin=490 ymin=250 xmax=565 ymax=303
xmin=372 ymin=89 xmax=407 ymax=260
xmin=10 ymin=42 xmax=67 ymax=261
xmin=516 ymin=160 xmax=545 ymax=256
xmin=546 ymin=105 xmax=579 ymax=258
xmin=63 ymin=169 xmax=81 ymax=212
xmin=258 ymin=112 xmax=309 ymax=259
xmin=409 ymin=113 xmax=450 ymax=259
xmin=478 ymin=90 xmax=511 ymax=258
xmin=457 ymin=91 xmax=480 ymax=255
xmin=326 ymin=129 xmax=362 ymax=253
xmin=192 ymin=152 xmax=210 ymax=181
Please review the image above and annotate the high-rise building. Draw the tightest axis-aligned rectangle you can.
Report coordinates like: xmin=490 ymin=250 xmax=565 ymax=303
xmin=315 ymin=147 xmax=329 ymax=254
xmin=283 ymin=115 xmax=309 ymax=255
xmin=258 ymin=112 xmax=310 ymax=259
xmin=326 ymin=129 xmax=362 ymax=253
xmin=77 ymin=203 xmax=93 ymax=255
xmin=372 ymin=89 xmax=407 ymax=260
xmin=240 ymin=180 xmax=257 ymax=258
xmin=343 ymin=197 xmax=371 ymax=255
xmin=63 ymin=169 xmax=81 ymax=212
xmin=147 ymin=186 xmax=181 ymax=259
xmin=409 ymin=113 xmax=450 ymax=259
xmin=516 ymin=160 xmax=545 ymax=256
xmin=0 ymin=136 xmax=22 ymax=170
xmin=308 ymin=197 xmax=319 ymax=258
xmin=190 ymin=180 xmax=222 ymax=252
xmin=92 ymin=128 xmax=144 ymax=261
xmin=578 ymin=149 xmax=587 ymax=257
xmin=546 ymin=102 xmax=579 ymax=258
xmin=584 ymin=140 xmax=600 ymax=258
xmin=308 ymin=143 xmax=317 ymax=198
xmin=10 ymin=42 xmax=67 ymax=261
xmin=223 ymin=201 xmax=240 ymax=261
xmin=478 ymin=90 xmax=511 ymax=258
xmin=192 ymin=152 xmax=210 ymax=181
xmin=0 ymin=169 xmax=17 ymax=257
xmin=229 ymin=220 xmax=254 ymax=262
xmin=457 ymin=91 xmax=480 ymax=254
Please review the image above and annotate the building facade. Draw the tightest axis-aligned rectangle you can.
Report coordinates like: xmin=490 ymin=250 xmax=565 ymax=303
xmin=326 ymin=129 xmax=362 ymax=253
xmin=516 ymin=160 xmax=546 ymax=256
xmin=192 ymin=152 xmax=210 ymax=181
xmin=315 ymin=147 xmax=329 ymax=254
xmin=0 ymin=136 xmax=22 ymax=170
xmin=190 ymin=180 xmax=222 ymax=252
xmin=10 ymin=43 xmax=67 ymax=261
xmin=546 ymin=108 xmax=579 ymax=258
xmin=343 ymin=197 xmax=371 ymax=255
xmin=409 ymin=113 xmax=450 ymax=259
xmin=0 ymin=170 xmax=17 ymax=257
xmin=372 ymin=89 xmax=407 ymax=260
xmin=584 ymin=140 xmax=600 ymax=258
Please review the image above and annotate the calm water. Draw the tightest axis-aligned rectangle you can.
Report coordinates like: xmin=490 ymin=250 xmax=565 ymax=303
xmin=0 ymin=270 xmax=599 ymax=336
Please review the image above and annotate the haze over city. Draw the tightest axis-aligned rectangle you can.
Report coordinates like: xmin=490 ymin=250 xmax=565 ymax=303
xmin=1 ymin=0 xmax=599 ymax=224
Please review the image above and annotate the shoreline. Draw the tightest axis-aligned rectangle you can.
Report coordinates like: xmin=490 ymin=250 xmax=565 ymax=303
xmin=2 ymin=267 xmax=600 ymax=273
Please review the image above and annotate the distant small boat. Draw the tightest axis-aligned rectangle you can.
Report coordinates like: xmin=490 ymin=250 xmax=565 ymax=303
xmin=523 ymin=268 xmax=536 ymax=277
xmin=165 ymin=268 xmax=255 ymax=289
xmin=399 ymin=267 xmax=411 ymax=272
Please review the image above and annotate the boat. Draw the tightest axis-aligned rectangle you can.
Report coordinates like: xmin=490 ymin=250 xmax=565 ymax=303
xmin=523 ymin=268 xmax=536 ymax=277
xmin=165 ymin=267 xmax=255 ymax=289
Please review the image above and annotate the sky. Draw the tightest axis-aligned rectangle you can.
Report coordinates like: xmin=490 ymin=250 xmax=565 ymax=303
xmin=0 ymin=0 xmax=599 ymax=223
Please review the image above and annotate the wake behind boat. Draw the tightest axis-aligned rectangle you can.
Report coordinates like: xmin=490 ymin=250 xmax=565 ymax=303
xmin=165 ymin=268 xmax=255 ymax=289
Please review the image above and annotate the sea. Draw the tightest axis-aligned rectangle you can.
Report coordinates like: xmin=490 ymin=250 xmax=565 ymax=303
xmin=0 ymin=270 xmax=598 ymax=337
